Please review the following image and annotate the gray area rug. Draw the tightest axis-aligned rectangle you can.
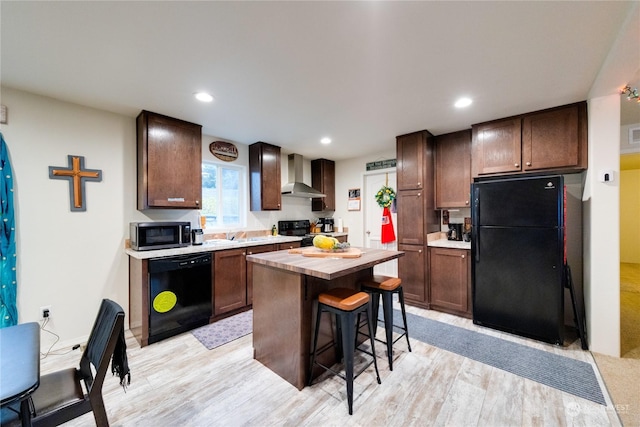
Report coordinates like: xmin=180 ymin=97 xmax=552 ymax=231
xmin=192 ymin=310 xmax=252 ymax=350
xmin=393 ymin=309 xmax=606 ymax=405
xmin=190 ymin=307 xmax=605 ymax=405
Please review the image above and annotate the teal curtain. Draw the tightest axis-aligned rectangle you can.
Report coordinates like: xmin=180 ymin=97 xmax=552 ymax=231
xmin=0 ymin=132 xmax=17 ymax=327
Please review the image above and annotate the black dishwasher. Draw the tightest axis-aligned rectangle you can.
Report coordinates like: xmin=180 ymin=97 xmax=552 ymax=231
xmin=148 ymin=253 xmax=212 ymax=344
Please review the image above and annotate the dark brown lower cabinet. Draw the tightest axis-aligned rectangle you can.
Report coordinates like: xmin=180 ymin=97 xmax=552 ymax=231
xmin=216 ymin=240 xmax=309 ymax=314
xmin=398 ymin=244 xmax=428 ymax=308
xmin=214 ymin=248 xmax=247 ymax=315
xmin=428 ymin=247 xmax=471 ymax=318
xmin=277 ymin=241 xmax=301 ymax=251
xmin=221 ymin=241 xmax=304 ymax=310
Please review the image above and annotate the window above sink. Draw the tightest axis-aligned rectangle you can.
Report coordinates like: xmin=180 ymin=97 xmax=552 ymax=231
xmin=201 ymin=161 xmax=246 ymax=230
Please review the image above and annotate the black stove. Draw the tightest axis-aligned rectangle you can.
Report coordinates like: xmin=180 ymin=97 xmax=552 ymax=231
xmin=278 ymin=220 xmax=310 ymax=236
xmin=278 ymin=220 xmax=312 ymax=246
xmin=277 ymin=220 xmax=320 ymax=247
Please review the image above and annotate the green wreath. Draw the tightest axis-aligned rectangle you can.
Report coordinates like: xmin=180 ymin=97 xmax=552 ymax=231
xmin=375 ymin=186 xmax=396 ymax=208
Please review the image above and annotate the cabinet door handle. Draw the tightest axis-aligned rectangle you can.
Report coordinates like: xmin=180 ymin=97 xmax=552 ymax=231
xmin=514 ymin=163 xmax=519 ymax=167
xmin=417 ymin=193 xmax=421 ymax=197
xmin=465 ymin=200 xmax=469 ymax=205
xmin=418 ymin=249 xmax=422 ymax=253
xmin=526 ymin=162 xmax=532 ymax=166
xmin=461 ymin=254 xmax=465 ymax=259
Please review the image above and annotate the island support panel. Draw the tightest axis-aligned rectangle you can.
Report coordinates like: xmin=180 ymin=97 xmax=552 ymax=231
xmin=252 ymin=263 xmax=372 ymax=390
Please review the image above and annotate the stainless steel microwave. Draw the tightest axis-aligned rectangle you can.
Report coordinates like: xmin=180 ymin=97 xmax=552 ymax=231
xmin=130 ymin=222 xmax=191 ymax=251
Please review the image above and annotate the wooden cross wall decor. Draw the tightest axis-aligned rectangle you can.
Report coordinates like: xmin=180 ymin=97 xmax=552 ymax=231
xmin=49 ymin=155 xmax=102 ymax=212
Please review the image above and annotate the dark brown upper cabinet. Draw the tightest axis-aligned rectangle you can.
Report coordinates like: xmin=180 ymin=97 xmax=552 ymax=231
xmin=397 ymin=131 xmax=432 ymax=191
xmin=396 ymin=130 xmax=439 ymax=241
xmin=471 ymin=117 xmax=522 ymax=176
xmin=435 ymin=130 xmax=472 ymax=209
xmin=311 ymin=158 xmax=335 ymax=211
xmin=249 ymin=142 xmax=282 ymax=211
xmin=472 ymin=102 xmax=587 ymax=178
xmin=522 ymin=103 xmax=585 ymax=171
xmin=136 ymin=110 xmax=202 ymax=210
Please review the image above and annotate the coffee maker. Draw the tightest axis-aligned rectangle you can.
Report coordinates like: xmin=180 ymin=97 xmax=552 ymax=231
xmin=318 ymin=218 xmax=334 ymax=233
xmin=447 ymin=223 xmax=463 ymax=241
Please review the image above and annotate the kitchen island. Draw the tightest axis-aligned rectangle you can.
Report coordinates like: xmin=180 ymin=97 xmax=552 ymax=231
xmin=246 ymin=247 xmax=404 ymax=390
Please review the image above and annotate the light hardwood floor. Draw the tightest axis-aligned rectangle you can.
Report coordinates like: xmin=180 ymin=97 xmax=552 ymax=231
xmin=39 ymin=305 xmax=621 ymax=426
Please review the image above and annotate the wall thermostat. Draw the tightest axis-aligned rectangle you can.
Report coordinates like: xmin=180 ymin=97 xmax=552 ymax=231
xmin=598 ymin=170 xmax=614 ymax=183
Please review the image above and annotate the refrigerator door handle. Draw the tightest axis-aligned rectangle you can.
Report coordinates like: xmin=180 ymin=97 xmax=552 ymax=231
xmin=473 ymin=186 xmax=479 ymax=263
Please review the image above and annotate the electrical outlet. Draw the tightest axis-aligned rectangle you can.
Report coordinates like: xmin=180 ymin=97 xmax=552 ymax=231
xmin=40 ymin=305 xmax=52 ymax=319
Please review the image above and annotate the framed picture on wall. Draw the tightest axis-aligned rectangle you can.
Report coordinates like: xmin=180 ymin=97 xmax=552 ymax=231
xmin=348 ymin=188 xmax=361 ymax=211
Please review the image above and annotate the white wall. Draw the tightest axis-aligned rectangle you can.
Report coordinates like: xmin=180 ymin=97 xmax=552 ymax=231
xmin=0 ymin=87 xmax=134 ymax=348
xmin=583 ymin=95 xmax=621 ymax=356
xmin=251 ymin=150 xmax=317 ymax=228
xmin=334 ymin=148 xmax=396 ymax=247
xmin=0 ymin=86 xmax=324 ymax=346
xmin=0 ymin=86 xmax=333 ymax=347
xmin=582 ymin=2 xmax=638 ymax=357
xmin=197 ymin=141 xmax=319 ymax=232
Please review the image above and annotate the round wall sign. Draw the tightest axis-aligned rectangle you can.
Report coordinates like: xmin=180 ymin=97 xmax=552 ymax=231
xmin=209 ymin=141 xmax=238 ymax=162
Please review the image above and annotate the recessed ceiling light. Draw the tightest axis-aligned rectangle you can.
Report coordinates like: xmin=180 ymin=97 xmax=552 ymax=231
xmin=320 ymin=137 xmax=332 ymax=144
xmin=194 ymin=92 xmax=214 ymax=103
xmin=454 ymin=97 xmax=472 ymax=108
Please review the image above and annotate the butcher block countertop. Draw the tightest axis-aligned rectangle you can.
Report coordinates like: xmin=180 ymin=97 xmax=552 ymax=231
xmin=246 ymin=247 xmax=404 ymax=281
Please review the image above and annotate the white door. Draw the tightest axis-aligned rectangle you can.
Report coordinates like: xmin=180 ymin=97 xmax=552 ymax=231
xmin=363 ymin=170 xmax=398 ymax=277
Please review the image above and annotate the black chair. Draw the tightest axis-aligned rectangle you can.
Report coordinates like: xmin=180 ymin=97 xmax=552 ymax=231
xmin=359 ymin=275 xmax=411 ymax=371
xmin=29 ymin=299 xmax=129 ymax=427
xmin=308 ymin=288 xmax=381 ymax=415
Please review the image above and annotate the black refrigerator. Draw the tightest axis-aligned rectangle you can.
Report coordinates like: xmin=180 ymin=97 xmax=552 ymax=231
xmin=471 ymin=174 xmax=582 ymax=345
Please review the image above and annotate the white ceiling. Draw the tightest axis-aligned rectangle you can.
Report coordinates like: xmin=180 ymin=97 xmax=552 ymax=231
xmin=1 ymin=1 xmax=637 ymax=160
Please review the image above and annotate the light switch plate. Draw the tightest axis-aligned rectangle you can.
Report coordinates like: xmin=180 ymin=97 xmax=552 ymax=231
xmin=0 ymin=105 xmax=6 ymax=124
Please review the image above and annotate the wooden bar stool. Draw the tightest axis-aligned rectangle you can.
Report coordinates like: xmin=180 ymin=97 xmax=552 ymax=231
xmin=359 ymin=275 xmax=412 ymax=371
xmin=308 ymin=287 xmax=381 ymax=415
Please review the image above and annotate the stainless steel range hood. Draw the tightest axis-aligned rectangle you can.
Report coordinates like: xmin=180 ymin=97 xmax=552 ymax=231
xmin=281 ymin=153 xmax=326 ymax=198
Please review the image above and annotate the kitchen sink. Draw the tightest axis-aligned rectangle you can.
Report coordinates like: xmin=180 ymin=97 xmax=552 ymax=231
xmin=204 ymin=237 xmax=275 ymax=245
xmin=204 ymin=239 xmax=238 ymax=245
xmin=232 ymin=236 xmax=275 ymax=243
xmin=248 ymin=236 xmax=275 ymax=241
